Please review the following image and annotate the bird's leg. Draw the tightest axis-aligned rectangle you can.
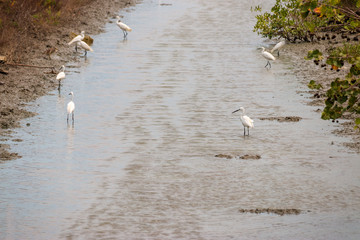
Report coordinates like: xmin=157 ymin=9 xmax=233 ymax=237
xmin=67 ymin=114 xmax=69 ymax=123
xmin=72 ymin=112 xmax=74 ymax=122
xmin=277 ymin=50 xmax=280 ymax=57
xmin=84 ymin=50 xmax=87 ymax=57
xmin=243 ymin=127 xmax=246 ymax=136
xmin=268 ymin=61 xmax=272 ymax=68
xmin=247 ymin=127 xmax=250 ymax=136
xmin=75 ymin=45 xmax=78 ymax=52
xmin=265 ymin=61 xmax=269 ymax=68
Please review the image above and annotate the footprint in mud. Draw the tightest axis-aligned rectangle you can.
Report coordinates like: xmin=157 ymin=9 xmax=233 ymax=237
xmin=239 ymin=208 xmax=302 ymax=216
xmin=259 ymin=116 xmax=302 ymax=122
xmin=214 ymin=154 xmax=261 ymax=160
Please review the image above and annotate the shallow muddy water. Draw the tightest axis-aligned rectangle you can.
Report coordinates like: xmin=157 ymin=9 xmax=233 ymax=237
xmin=1 ymin=0 xmax=360 ymax=239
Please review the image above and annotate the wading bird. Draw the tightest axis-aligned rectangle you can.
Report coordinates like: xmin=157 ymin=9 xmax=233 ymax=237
xmin=77 ymin=40 xmax=93 ymax=56
xmin=271 ymin=40 xmax=285 ymax=57
xmin=116 ymin=16 xmax=132 ymax=38
xmin=260 ymin=47 xmax=276 ymax=68
xmin=232 ymin=107 xmax=254 ymax=136
xmin=56 ymin=65 xmax=66 ymax=89
xmin=67 ymin=92 xmax=75 ymax=124
xmin=68 ymin=31 xmax=85 ymax=52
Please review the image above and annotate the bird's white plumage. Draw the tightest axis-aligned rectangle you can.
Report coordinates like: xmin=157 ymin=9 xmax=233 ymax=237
xmin=56 ymin=65 xmax=65 ymax=81
xmin=271 ymin=40 xmax=285 ymax=53
xmin=117 ymin=21 xmax=132 ymax=32
xmin=241 ymin=115 xmax=254 ymax=129
xmin=78 ymin=41 xmax=93 ymax=52
xmin=67 ymin=92 xmax=75 ymax=123
xmin=67 ymin=101 xmax=75 ymax=114
xmin=68 ymin=31 xmax=85 ymax=45
xmin=261 ymin=47 xmax=276 ymax=61
xmin=232 ymin=107 xmax=254 ymax=135
xmin=116 ymin=16 xmax=132 ymax=39
xmin=67 ymin=92 xmax=75 ymax=114
xmin=116 ymin=16 xmax=132 ymax=32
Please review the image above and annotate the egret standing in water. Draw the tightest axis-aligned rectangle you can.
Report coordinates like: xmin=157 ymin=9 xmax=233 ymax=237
xmin=260 ymin=47 xmax=276 ymax=69
xmin=271 ymin=40 xmax=285 ymax=57
xmin=232 ymin=107 xmax=254 ymax=136
xmin=67 ymin=92 xmax=75 ymax=124
xmin=68 ymin=31 xmax=85 ymax=52
xmin=77 ymin=40 xmax=93 ymax=57
xmin=116 ymin=16 xmax=132 ymax=38
xmin=56 ymin=65 xmax=65 ymax=89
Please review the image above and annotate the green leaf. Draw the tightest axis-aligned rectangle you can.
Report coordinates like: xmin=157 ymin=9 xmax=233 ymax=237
xmin=308 ymin=80 xmax=322 ymax=89
xmin=350 ymin=65 xmax=360 ymax=75
xmin=355 ymin=118 xmax=360 ymax=125
xmin=305 ymin=49 xmax=323 ymax=60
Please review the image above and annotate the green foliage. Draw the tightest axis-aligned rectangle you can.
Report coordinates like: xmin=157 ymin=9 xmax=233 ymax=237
xmin=43 ymin=0 xmax=58 ymax=8
xmin=31 ymin=4 xmax=61 ymax=25
xmin=32 ymin=13 xmax=41 ymax=19
xmin=252 ymin=0 xmax=360 ymax=127
xmin=307 ymin=45 xmax=360 ymax=126
xmin=305 ymin=49 xmax=323 ymax=60
xmin=253 ymin=0 xmax=328 ymax=42
xmin=355 ymin=118 xmax=360 ymax=129
xmin=322 ymin=77 xmax=360 ymax=122
xmin=317 ymin=43 xmax=360 ymax=123
xmin=308 ymin=80 xmax=323 ymax=89
xmin=45 ymin=7 xmax=61 ymax=25
xmin=253 ymin=0 xmax=360 ymax=42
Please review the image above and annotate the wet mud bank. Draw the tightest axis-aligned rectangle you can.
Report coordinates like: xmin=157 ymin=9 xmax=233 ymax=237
xmin=0 ymin=0 xmax=137 ymax=160
xmin=280 ymin=38 xmax=360 ymax=153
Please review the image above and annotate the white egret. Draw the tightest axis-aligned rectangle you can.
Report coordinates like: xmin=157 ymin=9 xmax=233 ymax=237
xmin=56 ymin=65 xmax=65 ymax=88
xmin=67 ymin=92 xmax=75 ymax=123
xmin=116 ymin=16 xmax=132 ymax=38
xmin=271 ymin=40 xmax=285 ymax=57
xmin=260 ymin=47 xmax=276 ymax=68
xmin=68 ymin=31 xmax=85 ymax=52
xmin=77 ymin=40 xmax=93 ymax=56
xmin=232 ymin=107 xmax=254 ymax=136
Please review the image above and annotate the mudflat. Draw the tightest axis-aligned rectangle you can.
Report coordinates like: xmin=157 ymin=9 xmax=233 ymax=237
xmin=0 ymin=0 xmax=136 ymax=160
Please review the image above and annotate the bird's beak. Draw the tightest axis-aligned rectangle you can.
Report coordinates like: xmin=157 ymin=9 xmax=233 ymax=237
xmin=232 ymin=109 xmax=240 ymax=114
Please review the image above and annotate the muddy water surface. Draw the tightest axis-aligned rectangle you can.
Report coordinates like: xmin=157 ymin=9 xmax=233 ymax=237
xmin=1 ymin=0 xmax=360 ymax=239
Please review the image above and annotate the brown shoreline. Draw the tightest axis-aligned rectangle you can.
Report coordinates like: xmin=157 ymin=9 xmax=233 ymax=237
xmin=1 ymin=1 xmax=359 ymax=160
xmin=0 ymin=0 xmax=137 ymax=160
xmin=282 ymin=38 xmax=360 ymax=153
